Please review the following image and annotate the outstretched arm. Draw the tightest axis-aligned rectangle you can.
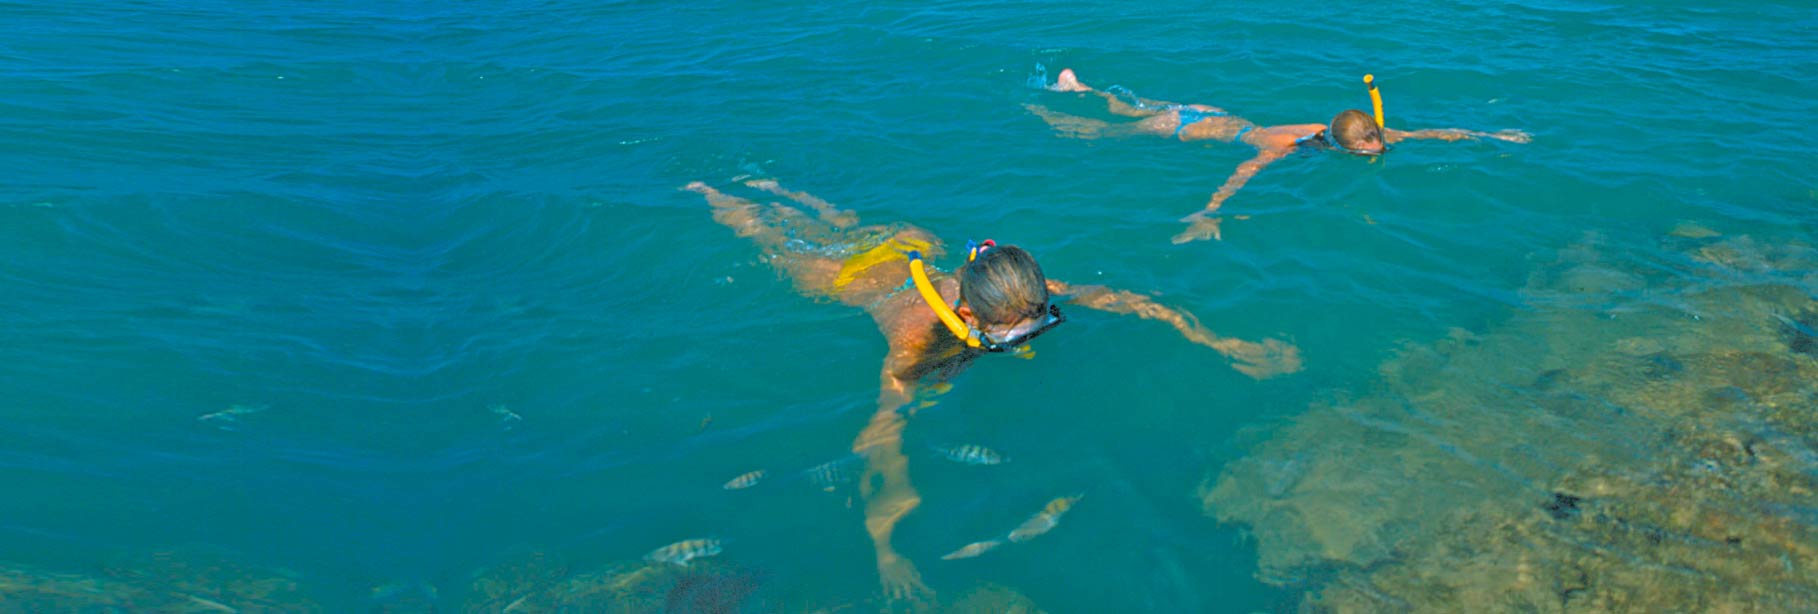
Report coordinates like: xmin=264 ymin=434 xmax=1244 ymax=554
xmin=1172 ymin=148 xmax=1288 ymax=244
xmin=1047 ymin=279 xmax=1303 ymax=379
xmin=852 ymin=371 xmax=932 ymax=600
xmin=1386 ymin=127 xmax=1531 ymax=144
xmin=1203 ymin=149 xmax=1289 ymax=216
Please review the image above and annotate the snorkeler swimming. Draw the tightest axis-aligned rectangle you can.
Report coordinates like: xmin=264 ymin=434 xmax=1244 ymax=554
xmin=1028 ymin=68 xmax=1532 ymax=244
xmin=683 ymin=178 xmax=1300 ymax=600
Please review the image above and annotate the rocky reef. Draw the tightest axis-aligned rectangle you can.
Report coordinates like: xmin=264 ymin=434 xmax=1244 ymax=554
xmin=462 ymin=548 xmax=1046 ymax=613
xmin=0 ymin=547 xmax=320 ymax=612
xmin=1204 ymin=231 xmax=1818 ymax=612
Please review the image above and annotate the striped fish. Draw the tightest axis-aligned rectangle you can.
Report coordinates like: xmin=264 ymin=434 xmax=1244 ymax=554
xmin=644 ymin=538 xmax=723 ymax=567
xmin=939 ymin=539 xmax=1003 ymax=560
xmin=803 ymin=456 xmax=860 ymax=492
xmin=933 ymin=444 xmax=1007 ymax=466
xmin=1007 ymin=515 xmax=1056 ymax=543
xmin=1006 ymin=494 xmax=1083 ymax=543
xmin=722 ymin=469 xmax=766 ymax=490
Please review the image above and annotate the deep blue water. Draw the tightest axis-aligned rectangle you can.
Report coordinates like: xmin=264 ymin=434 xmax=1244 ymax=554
xmin=1 ymin=1 xmax=1814 ymax=610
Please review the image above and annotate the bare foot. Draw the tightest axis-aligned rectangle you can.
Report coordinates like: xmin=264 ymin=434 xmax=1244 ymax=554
xmin=1051 ymin=68 xmax=1090 ymax=92
xmin=1171 ymin=214 xmax=1224 ymax=244
xmin=878 ymin=553 xmax=933 ymax=602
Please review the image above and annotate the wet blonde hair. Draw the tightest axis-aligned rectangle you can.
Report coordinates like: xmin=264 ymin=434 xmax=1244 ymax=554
xmin=1329 ymin=109 xmax=1383 ymax=152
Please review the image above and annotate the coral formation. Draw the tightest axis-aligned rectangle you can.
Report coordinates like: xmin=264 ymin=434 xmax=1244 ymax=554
xmin=1205 ymin=233 xmax=1818 ymax=612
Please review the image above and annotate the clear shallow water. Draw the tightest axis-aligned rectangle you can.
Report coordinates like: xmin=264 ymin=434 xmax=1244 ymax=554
xmin=0 ymin=1 xmax=1814 ymax=610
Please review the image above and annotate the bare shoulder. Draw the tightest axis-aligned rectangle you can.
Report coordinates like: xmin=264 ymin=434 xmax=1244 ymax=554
xmin=874 ymin=282 xmax=962 ymax=381
xmin=1250 ymin=123 xmax=1326 ymax=149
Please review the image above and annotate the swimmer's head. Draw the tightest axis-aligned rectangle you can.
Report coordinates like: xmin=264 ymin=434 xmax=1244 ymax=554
xmin=1329 ymin=109 xmax=1386 ymax=155
xmin=956 ymin=244 xmax=1050 ymax=339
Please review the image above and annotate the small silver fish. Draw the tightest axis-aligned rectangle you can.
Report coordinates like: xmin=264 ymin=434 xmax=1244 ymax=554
xmin=1006 ymin=494 xmax=1083 ymax=543
xmin=722 ymin=470 xmax=766 ymax=490
xmin=183 ymin=595 xmax=238 ymax=613
xmin=934 ymin=444 xmax=1007 ymax=466
xmin=196 ymin=404 xmax=267 ymax=431
xmin=490 ymin=404 xmax=522 ymax=429
xmin=940 ymin=539 xmax=1003 ymax=560
xmin=645 ymin=538 xmax=722 ymax=567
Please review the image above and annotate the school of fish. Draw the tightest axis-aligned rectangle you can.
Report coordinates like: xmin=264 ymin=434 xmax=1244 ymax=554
xmin=698 ymin=441 xmax=1076 ymax=569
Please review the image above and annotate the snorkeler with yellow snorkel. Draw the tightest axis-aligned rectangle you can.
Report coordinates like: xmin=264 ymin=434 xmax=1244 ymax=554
xmin=683 ymin=178 xmax=1300 ymax=600
xmin=1029 ymin=68 xmax=1532 ymax=244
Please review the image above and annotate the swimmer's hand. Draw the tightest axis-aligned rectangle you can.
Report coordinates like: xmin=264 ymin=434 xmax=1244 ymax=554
xmin=1172 ymin=213 xmax=1223 ymax=244
xmin=877 ymin=551 xmax=933 ymax=602
xmin=1211 ymin=337 xmax=1303 ymax=380
xmin=1489 ymin=129 xmax=1531 ymax=144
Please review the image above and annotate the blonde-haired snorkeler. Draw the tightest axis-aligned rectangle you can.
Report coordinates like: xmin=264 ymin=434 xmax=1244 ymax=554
xmin=1029 ymin=68 xmax=1531 ymax=244
xmin=684 ymin=178 xmax=1300 ymax=599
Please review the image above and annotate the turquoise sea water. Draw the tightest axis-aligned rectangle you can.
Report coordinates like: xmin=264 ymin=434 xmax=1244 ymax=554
xmin=2 ymin=1 xmax=1815 ymax=611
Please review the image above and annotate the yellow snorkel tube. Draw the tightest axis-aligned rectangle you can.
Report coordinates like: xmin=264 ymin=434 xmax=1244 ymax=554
xmin=908 ymin=253 xmax=985 ymax=349
xmin=1364 ymin=74 xmax=1385 ymax=128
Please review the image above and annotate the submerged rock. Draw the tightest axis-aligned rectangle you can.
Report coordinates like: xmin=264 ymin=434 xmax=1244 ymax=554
xmin=0 ymin=547 xmax=322 ymax=612
xmin=460 ymin=550 xmax=1048 ymax=613
xmin=464 ymin=549 xmax=570 ymax=611
xmin=0 ymin=564 xmax=152 ymax=611
xmin=463 ymin=550 xmax=769 ymax=613
xmin=103 ymin=547 xmax=323 ymax=612
xmin=1205 ymin=233 xmax=1818 ymax=611
xmin=946 ymin=582 xmax=1047 ymax=613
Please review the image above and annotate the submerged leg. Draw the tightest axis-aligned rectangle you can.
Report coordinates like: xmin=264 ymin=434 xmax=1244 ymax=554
xmin=744 ymin=178 xmax=858 ymax=229
xmin=1051 ymin=68 xmax=1180 ymax=118
xmin=855 ymin=372 xmax=932 ymax=601
xmin=684 ymin=181 xmax=845 ymax=293
xmin=686 ymin=181 xmax=793 ymax=250
xmin=1097 ymin=85 xmax=1172 ymax=118
xmin=1024 ymin=104 xmax=1125 ymax=139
